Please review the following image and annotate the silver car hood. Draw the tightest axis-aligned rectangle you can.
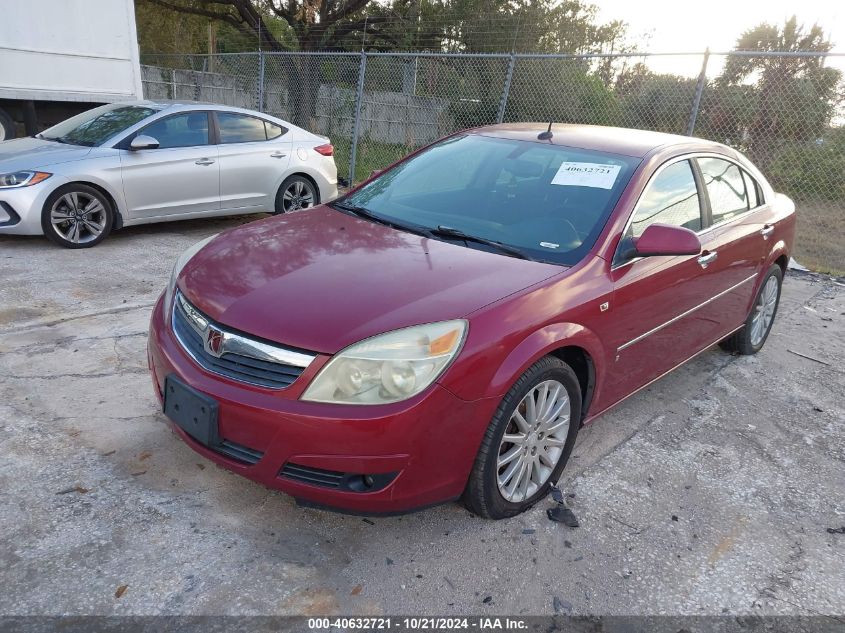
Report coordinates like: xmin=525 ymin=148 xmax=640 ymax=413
xmin=0 ymin=138 xmax=93 ymax=172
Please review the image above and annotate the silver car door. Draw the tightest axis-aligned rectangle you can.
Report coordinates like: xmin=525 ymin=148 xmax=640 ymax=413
xmin=119 ymin=111 xmax=220 ymax=219
xmin=215 ymin=112 xmax=292 ymax=212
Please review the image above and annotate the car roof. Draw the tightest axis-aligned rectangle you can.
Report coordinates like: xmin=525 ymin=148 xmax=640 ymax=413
xmin=469 ymin=123 xmax=714 ymax=158
xmin=121 ymin=99 xmax=276 ymax=117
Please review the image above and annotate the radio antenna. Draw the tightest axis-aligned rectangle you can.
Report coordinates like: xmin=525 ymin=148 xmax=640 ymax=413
xmin=537 ymin=121 xmax=553 ymax=141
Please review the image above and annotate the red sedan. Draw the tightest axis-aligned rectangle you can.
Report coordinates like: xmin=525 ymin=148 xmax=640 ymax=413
xmin=147 ymin=123 xmax=795 ymax=518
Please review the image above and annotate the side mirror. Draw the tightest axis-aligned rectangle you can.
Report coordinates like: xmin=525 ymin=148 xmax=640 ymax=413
xmin=129 ymin=135 xmax=160 ymax=151
xmin=634 ymin=223 xmax=702 ymax=257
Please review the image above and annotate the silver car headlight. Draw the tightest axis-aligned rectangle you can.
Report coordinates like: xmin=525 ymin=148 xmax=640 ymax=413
xmin=0 ymin=171 xmax=52 ymax=188
xmin=163 ymin=234 xmax=219 ymax=313
xmin=302 ymin=320 xmax=468 ymax=405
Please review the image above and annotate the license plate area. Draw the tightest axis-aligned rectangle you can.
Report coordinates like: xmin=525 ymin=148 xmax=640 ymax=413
xmin=163 ymin=374 xmax=219 ymax=447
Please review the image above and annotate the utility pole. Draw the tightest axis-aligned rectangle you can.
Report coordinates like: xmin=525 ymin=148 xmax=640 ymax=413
xmin=207 ymin=21 xmax=216 ymax=72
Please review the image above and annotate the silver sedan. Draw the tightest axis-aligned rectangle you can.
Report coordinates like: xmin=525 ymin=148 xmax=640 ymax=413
xmin=0 ymin=101 xmax=338 ymax=248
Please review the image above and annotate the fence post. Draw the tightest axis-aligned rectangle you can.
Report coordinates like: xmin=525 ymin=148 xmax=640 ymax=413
xmin=686 ymin=48 xmax=710 ymax=136
xmin=257 ymin=51 xmax=266 ymax=112
xmin=496 ymin=53 xmax=516 ymax=124
xmin=348 ymin=51 xmax=368 ymax=187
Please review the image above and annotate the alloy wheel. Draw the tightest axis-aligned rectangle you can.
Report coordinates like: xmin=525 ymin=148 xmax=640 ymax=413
xmin=496 ymin=380 xmax=571 ymax=503
xmin=281 ymin=180 xmax=315 ymax=212
xmin=50 ymin=191 xmax=107 ymax=245
xmin=749 ymin=276 xmax=778 ymax=347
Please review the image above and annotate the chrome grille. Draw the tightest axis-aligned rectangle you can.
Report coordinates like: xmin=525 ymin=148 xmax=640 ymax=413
xmin=171 ymin=291 xmax=314 ymax=389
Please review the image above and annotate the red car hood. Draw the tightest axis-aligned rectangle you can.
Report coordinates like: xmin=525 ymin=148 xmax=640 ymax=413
xmin=178 ymin=207 xmax=562 ymax=354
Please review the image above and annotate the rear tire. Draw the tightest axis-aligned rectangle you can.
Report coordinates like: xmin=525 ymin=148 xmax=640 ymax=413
xmin=463 ymin=356 xmax=581 ymax=519
xmin=41 ymin=184 xmax=114 ymax=249
xmin=0 ymin=108 xmax=15 ymax=141
xmin=719 ymin=264 xmax=783 ymax=355
xmin=274 ymin=175 xmax=318 ymax=214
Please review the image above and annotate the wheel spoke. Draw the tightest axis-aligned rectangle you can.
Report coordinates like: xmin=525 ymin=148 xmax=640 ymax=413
xmin=535 ymin=383 xmax=549 ymax=422
xmin=499 ymin=454 xmax=525 ymax=491
xmin=542 ymin=397 xmax=569 ymax=428
xmin=81 ymin=218 xmax=103 ymax=235
xmin=544 ymin=415 xmax=570 ymax=435
xmin=512 ymin=409 xmax=530 ymax=434
xmin=498 ymin=445 xmax=522 ymax=468
xmin=525 ymin=391 xmax=537 ymax=424
xmin=82 ymin=200 xmax=104 ymax=216
xmin=283 ymin=190 xmax=294 ymax=201
xmin=541 ymin=383 xmax=562 ymax=421
xmin=502 ymin=432 xmax=526 ymax=445
xmin=51 ymin=211 xmax=74 ymax=223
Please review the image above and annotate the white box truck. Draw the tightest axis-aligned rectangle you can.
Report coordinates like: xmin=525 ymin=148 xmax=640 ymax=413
xmin=0 ymin=0 xmax=143 ymax=140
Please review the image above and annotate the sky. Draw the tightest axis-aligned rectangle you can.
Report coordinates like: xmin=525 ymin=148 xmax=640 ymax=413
xmin=594 ymin=0 xmax=845 ymax=77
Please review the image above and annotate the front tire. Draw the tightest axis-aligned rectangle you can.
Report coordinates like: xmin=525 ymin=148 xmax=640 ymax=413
xmin=720 ymin=264 xmax=783 ymax=355
xmin=463 ymin=356 xmax=581 ymax=519
xmin=274 ymin=175 xmax=318 ymax=214
xmin=41 ymin=184 xmax=114 ymax=249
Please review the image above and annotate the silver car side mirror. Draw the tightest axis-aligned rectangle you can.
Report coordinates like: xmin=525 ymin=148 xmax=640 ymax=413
xmin=130 ymin=135 xmax=160 ymax=151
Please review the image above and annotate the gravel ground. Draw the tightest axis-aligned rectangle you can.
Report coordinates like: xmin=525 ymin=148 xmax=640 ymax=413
xmin=0 ymin=217 xmax=843 ymax=616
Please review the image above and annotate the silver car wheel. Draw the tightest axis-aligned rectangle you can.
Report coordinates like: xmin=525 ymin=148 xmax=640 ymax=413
xmin=281 ymin=179 xmax=315 ymax=212
xmin=496 ymin=379 xmax=570 ymax=503
xmin=749 ymin=275 xmax=779 ymax=347
xmin=50 ymin=192 xmax=107 ymax=245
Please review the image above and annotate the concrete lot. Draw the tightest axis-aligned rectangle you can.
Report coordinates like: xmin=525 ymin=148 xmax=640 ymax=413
xmin=1 ymin=217 xmax=843 ymax=616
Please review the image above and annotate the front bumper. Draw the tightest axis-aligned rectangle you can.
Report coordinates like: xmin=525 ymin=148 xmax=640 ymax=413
xmin=147 ymin=295 xmax=496 ymax=514
xmin=0 ymin=176 xmax=67 ymax=235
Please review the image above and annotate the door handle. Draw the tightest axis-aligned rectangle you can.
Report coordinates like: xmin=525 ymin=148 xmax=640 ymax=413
xmin=697 ymin=251 xmax=718 ymax=268
xmin=760 ymin=225 xmax=774 ymax=240
xmin=270 ymin=152 xmax=287 ymax=159
xmin=195 ymin=158 xmax=215 ymax=166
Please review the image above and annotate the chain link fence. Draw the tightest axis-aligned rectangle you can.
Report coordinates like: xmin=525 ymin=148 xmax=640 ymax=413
xmin=142 ymin=51 xmax=845 ymax=274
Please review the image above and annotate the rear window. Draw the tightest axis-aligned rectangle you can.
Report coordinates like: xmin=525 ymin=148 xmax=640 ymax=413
xmin=218 ymin=113 xmax=268 ymax=143
xmin=342 ymin=134 xmax=639 ymax=265
xmin=697 ymin=157 xmax=750 ymax=225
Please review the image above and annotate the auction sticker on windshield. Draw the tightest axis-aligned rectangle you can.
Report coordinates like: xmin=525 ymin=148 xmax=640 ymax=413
xmin=551 ymin=162 xmax=621 ymax=189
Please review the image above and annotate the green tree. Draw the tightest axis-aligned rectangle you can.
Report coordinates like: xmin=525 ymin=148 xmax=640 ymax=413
xmin=714 ymin=17 xmax=842 ymax=163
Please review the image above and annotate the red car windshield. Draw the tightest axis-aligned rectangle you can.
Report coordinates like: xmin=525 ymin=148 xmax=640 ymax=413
xmin=340 ymin=134 xmax=640 ymax=265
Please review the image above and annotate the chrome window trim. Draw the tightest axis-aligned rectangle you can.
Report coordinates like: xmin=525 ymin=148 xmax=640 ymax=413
xmin=616 ymin=272 xmax=757 ymax=353
xmin=173 ymin=291 xmax=315 ymax=370
xmin=611 ymin=152 xmax=768 ymax=271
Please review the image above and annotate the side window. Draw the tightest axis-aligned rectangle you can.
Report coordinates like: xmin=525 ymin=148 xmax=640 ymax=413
xmin=218 ymin=113 xmax=268 ymax=143
xmin=140 ymin=112 xmax=209 ymax=149
xmin=265 ymin=121 xmax=286 ymax=140
xmin=628 ymin=160 xmax=702 ymax=238
xmin=742 ymin=170 xmax=763 ymax=208
xmin=698 ymin=157 xmax=749 ymax=224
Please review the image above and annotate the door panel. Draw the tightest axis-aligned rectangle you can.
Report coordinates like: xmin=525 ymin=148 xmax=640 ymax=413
xmin=600 ymin=157 xmax=710 ymax=407
xmin=602 ymin=254 xmax=714 ymax=407
xmin=692 ymin=158 xmax=768 ymax=339
xmin=119 ymin=111 xmax=220 ymax=219
xmin=215 ymin=112 xmax=292 ymax=212
xmin=217 ymin=140 xmax=291 ymax=211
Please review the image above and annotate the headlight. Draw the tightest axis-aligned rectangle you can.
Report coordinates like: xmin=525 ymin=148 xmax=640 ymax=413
xmin=163 ymin=234 xmax=219 ymax=313
xmin=302 ymin=320 xmax=467 ymax=405
xmin=0 ymin=171 xmax=52 ymax=188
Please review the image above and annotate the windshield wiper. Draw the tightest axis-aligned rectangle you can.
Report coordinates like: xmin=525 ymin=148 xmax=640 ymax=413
xmin=330 ymin=201 xmax=431 ymax=237
xmin=429 ymin=225 xmax=534 ymax=261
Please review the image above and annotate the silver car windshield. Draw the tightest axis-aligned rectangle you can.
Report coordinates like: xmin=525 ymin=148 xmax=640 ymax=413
xmin=39 ymin=104 xmax=159 ymax=147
